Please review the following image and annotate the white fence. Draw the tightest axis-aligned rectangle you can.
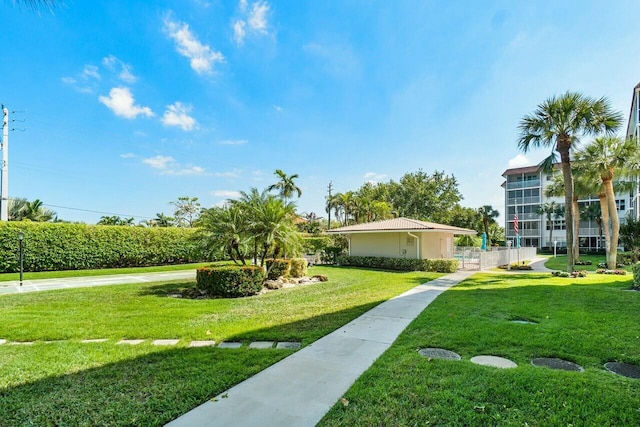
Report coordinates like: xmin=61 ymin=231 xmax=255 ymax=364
xmin=454 ymin=247 xmax=538 ymax=270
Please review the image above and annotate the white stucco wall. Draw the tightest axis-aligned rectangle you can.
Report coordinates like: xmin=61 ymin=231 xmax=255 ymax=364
xmin=348 ymin=232 xmax=454 ymax=259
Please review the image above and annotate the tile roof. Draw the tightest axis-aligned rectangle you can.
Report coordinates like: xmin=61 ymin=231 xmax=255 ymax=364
xmin=325 ymin=217 xmax=476 ymax=235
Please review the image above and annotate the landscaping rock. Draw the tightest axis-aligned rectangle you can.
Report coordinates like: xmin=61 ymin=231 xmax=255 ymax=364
xmin=0 ymin=339 xmax=6 ymax=345
xmin=313 ymin=275 xmax=328 ymax=282
xmin=418 ymin=348 xmax=461 ymax=360
xmin=264 ymin=280 xmax=283 ymax=290
xmin=532 ymin=357 xmax=583 ymax=372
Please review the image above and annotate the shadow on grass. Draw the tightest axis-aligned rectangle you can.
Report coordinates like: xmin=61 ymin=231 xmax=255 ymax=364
xmin=0 ymin=301 xmax=385 ymax=426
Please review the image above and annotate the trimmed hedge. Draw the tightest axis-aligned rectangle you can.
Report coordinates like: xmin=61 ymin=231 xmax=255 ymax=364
xmin=337 ymin=256 xmax=458 ymax=273
xmin=290 ymin=258 xmax=308 ymax=278
xmin=196 ymin=265 xmax=264 ymax=297
xmin=265 ymin=259 xmax=291 ymax=280
xmin=633 ymin=263 xmax=640 ymax=290
xmin=0 ymin=222 xmax=212 ymax=273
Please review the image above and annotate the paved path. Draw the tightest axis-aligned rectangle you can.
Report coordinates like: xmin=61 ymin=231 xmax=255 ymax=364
xmin=166 ymin=270 xmax=476 ymax=427
xmin=0 ymin=270 xmax=196 ymax=295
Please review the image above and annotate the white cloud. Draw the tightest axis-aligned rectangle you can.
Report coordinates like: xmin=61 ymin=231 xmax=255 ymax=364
xmin=162 ymin=102 xmax=197 ymax=131
xmin=82 ymin=65 xmax=100 ymax=80
xmin=98 ymin=87 xmax=154 ymax=119
xmin=163 ymin=15 xmax=225 ymax=75
xmin=142 ymin=155 xmax=206 ymax=176
xmin=214 ymin=169 xmax=242 ymax=179
xmin=143 ymin=155 xmax=174 ymax=169
xmin=120 ymin=153 xmax=136 ymax=158
xmin=363 ymin=172 xmax=387 ymax=183
xmin=233 ymin=20 xmax=247 ymax=45
xmin=273 ymin=105 xmax=283 ymax=112
xmin=507 ymin=154 xmax=531 ymax=169
xmin=232 ymin=1 xmax=271 ymax=46
xmin=211 ymin=190 xmax=242 ymax=198
xmin=102 ymin=55 xmax=137 ymax=83
xmin=219 ymin=139 xmax=247 ymax=145
xmin=248 ymin=1 xmax=269 ymax=32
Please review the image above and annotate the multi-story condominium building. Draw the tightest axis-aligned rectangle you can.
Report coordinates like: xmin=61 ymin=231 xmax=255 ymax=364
xmin=626 ymin=82 xmax=640 ymax=219
xmin=502 ymin=165 xmax=632 ymax=250
xmin=503 ymin=83 xmax=640 ymax=250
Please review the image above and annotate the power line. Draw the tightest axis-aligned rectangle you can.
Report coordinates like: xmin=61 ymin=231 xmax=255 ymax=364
xmin=40 ymin=203 xmax=153 ymax=220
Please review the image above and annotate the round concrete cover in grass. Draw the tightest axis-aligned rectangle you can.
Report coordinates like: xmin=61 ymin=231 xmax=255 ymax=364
xmin=418 ymin=348 xmax=461 ymax=360
xmin=604 ymin=362 xmax=640 ymax=379
xmin=470 ymin=355 xmax=517 ymax=369
xmin=532 ymin=357 xmax=583 ymax=372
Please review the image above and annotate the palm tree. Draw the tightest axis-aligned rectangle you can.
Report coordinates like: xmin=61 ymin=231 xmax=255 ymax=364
xmin=581 ymin=202 xmax=603 ymax=250
xmin=22 ymin=199 xmax=56 ymax=221
xmin=198 ymin=205 xmax=249 ymax=265
xmin=153 ymin=212 xmax=174 ymax=227
xmin=8 ymin=197 xmax=28 ymax=220
xmin=574 ymin=136 xmax=636 ymax=268
xmin=536 ymin=202 xmax=563 ymax=251
xmin=267 ymin=169 xmax=302 ymax=204
xmin=477 ymin=205 xmax=499 ymax=247
xmin=518 ymin=92 xmax=622 ymax=272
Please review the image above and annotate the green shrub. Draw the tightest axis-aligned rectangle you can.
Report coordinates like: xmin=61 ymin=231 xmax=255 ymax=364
xmin=0 ymin=222 xmax=213 ymax=273
xmin=595 ymin=268 xmax=627 ymax=275
xmin=322 ymin=246 xmax=344 ymax=264
xmin=302 ymin=237 xmax=331 ymax=254
xmin=337 ymin=256 xmax=458 ymax=273
xmin=196 ymin=265 xmax=264 ymax=297
xmin=265 ymin=259 xmax=291 ymax=280
xmin=290 ymin=258 xmax=308 ymax=278
xmin=633 ymin=263 xmax=640 ymax=290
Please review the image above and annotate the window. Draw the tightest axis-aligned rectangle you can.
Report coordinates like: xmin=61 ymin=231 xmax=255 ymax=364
xmin=406 ymin=237 xmax=415 ymax=246
xmin=616 ymin=199 xmax=626 ymax=211
xmin=546 ymin=220 xmax=566 ymax=230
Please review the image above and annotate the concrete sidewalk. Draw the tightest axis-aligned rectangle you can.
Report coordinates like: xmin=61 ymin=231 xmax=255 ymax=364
xmin=0 ymin=270 xmax=196 ymax=295
xmin=166 ymin=270 xmax=476 ymax=427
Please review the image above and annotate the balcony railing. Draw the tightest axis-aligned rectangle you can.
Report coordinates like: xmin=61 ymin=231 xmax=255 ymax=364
xmin=578 ymin=228 xmax=601 ymax=236
xmin=506 ymin=180 xmax=541 ymax=189
xmin=506 ymin=229 xmax=540 ymax=237
xmin=507 ymin=197 xmax=541 ymax=205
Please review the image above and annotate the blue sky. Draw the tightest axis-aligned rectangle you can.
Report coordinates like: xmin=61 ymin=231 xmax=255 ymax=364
xmin=3 ymin=0 xmax=640 ymax=224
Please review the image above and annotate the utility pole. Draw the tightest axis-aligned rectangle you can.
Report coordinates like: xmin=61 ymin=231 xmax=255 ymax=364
xmin=1 ymin=106 xmax=8 ymax=221
xmin=326 ymin=181 xmax=333 ymax=230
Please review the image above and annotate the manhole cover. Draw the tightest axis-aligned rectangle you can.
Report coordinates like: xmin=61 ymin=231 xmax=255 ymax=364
xmin=418 ymin=348 xmax=461 ymax=360
xmin=604 ymin=362 xmax=640 ymax=379
xmin=470 ymin=355 xmax=517 ymax=369
xmin=532 ymin=357 xmax=583 ymax=372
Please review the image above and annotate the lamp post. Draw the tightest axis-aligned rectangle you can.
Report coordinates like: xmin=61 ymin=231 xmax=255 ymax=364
xmin=506 ymin=240 xmax=512 ymax=270
xmin=553 ymin=240 xmax=558 ymax=258
xmin=18 ymin=231 xmax=24 ymax=286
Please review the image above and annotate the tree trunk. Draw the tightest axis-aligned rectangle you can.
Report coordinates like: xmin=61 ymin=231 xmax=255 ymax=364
xmin=548 ymin=214 xmax=553 ymax=252
xmin=599 ymin=193 xmax=611 ymax=266
xmin=604 ymin=178 xmax=619 ymax=268
xmin=573 ymin=198 xmax=580 ymax=262
xmin=558 ymin=139 xmax=575 ymax=272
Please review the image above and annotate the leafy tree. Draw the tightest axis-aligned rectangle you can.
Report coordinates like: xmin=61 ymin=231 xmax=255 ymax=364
xmin=620 ymin=215 xmax=640 ymax=257
xmin=267 ymin=169 xmax=302 ymax=204
xmin=518 ymin=92 xmax=622 ymax=272
xmin=171 ymin=196 xmax=201 ymax=228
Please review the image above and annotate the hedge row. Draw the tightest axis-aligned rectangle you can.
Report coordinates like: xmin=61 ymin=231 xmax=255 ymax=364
xmin=0 ymin=222 xmax=213 ymax=273
xmin=265 ymin=258 xmax=309 ymax=279
xmin=196 ymin=266 xmax=264 ymax=297
xmin=337 ymin=256 xmax=458 ymax=273
xmin=633 ymin=263 xmax=640 ymax=290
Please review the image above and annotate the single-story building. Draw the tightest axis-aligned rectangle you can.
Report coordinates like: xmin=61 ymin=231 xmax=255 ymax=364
xmin=325 ymin=217 xmax=476 ymax=259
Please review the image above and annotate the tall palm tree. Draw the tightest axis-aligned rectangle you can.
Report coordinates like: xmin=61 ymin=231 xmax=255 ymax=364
xmin=477 ymin=205 xmax=499 ymax=246
xmin=153 ymin=212 xmax=174 ymax=227
xmin=23 ymin=199 xmax=56 ymax=222
xmin=8 ymin=197 xmax=28 ymax=221
xmin=267 ymin=169 xmax=302 ymax=204
xmin=536 ymin=202 xmax=563 ymax=251
xmin=518 ymin=92 xmax=622 ymax=272
xmin=575 ymin=136 xmax=636 ymax=268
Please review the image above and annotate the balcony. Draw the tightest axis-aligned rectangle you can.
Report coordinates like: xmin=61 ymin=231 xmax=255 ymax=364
xmin=506 ymin=229 xmax=540 ymax=237
xmin=506 ymin=179 xmax=541 ymax=190
xmin=507 ymin=196 xmax=541 ymax=205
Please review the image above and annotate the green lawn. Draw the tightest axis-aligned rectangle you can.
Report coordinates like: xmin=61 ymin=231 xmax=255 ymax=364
xmin=319 ymin=272 xmax=640 ymax=426
xmin=0 ymin=266 xmax=441 ymax=426
xmin=544 ymin=254 xmax=634 ymax=271
xmin=0 ymin=262 xmax=221 ymax=282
